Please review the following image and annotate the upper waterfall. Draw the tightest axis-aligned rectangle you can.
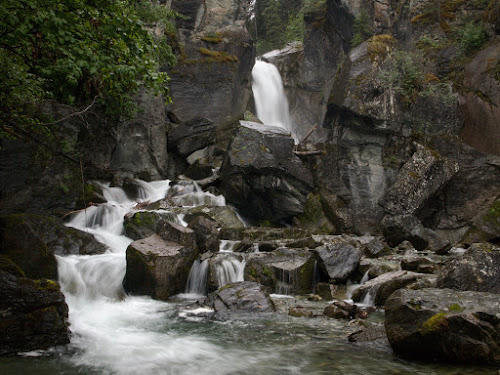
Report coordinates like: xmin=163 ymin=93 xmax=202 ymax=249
xmin=251 ymin=59 xmax=298 ymax=143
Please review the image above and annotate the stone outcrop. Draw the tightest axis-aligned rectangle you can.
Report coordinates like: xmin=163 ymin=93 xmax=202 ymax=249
xmin=0 ymin=270 xmax=70 ymax=354
xmin=203 ymin=281 xmax=275 ymax=320
xmin=436 ymin=243 xmax=500 ymax=294
xmin=385 ymin=288 xmax=500 ymax=364
xmin=220 ymin=121 xmax=313 ymax=223
xmin=123 ymin=235 xmax=198 ymax=300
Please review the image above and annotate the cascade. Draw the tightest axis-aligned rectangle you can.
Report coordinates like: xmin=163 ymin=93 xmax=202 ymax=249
xmin=184 ymin=259 xmax=209 ymax=296
xmin=251 ymin=59 xmax=298 ymax=143
xmin=215 ymin=257 xmax=246 ymax=288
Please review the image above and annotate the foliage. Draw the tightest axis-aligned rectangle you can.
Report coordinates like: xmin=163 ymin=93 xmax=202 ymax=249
xmin=367 ymin=34 xmax=397 ymax=61
xmin=351 ymin=10 xmax=373 ymax=48
xmin=456 ymin=21 xmax=489 ymax=55
xmin=0 ymin=0 xmax=176 ymax=140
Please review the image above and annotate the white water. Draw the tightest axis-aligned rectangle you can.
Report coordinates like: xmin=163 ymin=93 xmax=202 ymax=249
xmin=215 ymin=258 xmax=246 ymax=288
xmin=170 ymin=180 xmax=226 ymax=207
xmin=252 ymin=60 xmax=298 ymax=143
xmin=184 ymin=258 xmax=209 ymax=296
xmin=58 ymin=180 xmax=266 ymax=374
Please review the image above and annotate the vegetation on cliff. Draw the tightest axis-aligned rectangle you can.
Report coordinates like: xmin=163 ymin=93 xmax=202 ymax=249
xmin=0 ymin=0 xmax=176 ymax=142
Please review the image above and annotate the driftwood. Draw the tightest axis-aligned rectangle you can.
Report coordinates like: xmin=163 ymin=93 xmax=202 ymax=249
xmin=299 ymin=123 xmax=318 ymax=145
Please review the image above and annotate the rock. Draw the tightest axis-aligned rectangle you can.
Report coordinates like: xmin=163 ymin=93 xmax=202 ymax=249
xmin=314 ymin=282 xmax=333 ymax=301
xmin=401 ymin=255 xmax=444 ymax=274
xmin=203 ymin=281 xmax=275 ymax=320
xmin=362 ymin=237 xmax=392 ymax=258
xmin=358 ymin=258 xmax=400 ymax=278
xmin=323 ymin=300 xmax=357 ymax=320
xmin=289 ymin=306 xmax=315 ymax=318
xmin=0 ymin=214 xmax=59 ymax=279
xmin=188 ymin=216 xmax=219 ymax=253
xmin=156 ymin=220 xmax=197 ymax=250
xmin=352 ymin=270 xmax=435 ymax=306
xmin=168 ymin=117 xmax=217 ymax=157
xmin=123 ymin=235 xmax=198 ymax=300
xmin=245 ymin=248 xmax=316 ymax=295
xmin=123 ymin=211 xmax=179 ymax=240
xmin=436 ymin=243 xmax=500 ymax=294
xmin=462 ymin=198 xmax=500 ymax=245
xmin=315 ymin=242 xmax=362 ymax=283
xmin=220 ymin=121 xmax=313 ymax=223
xmin=348 ymin=325 xmax=387 ymax=343
xmin=459 ymin=41 xmax=500 ymax=156
xmin=381 ymin=214 xmax=450 ymax=253
xmin=385 ymin=288 xmax=500 ymax=364
xmin=0 ymin=271 xmax=70 ymax=354
xmin=183 ymin=205 xmax=246 ymax=230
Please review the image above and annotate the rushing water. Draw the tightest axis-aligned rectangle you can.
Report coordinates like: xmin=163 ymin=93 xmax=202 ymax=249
xmin=251 ymin=59 xmax=298 ymax=143
xmin=1 ymin=179 xmax=496 ymax=374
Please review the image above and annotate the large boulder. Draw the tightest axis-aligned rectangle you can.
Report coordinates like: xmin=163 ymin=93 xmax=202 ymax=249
xmin=352 ymin=270 xmax=435 ymax=306
xmin=123 ymin=235 xmax=198 ymax=300
xmin=244 ymin=248 xmax=316 ymax=295
xmin=203 ymin=281 xmax=275 ymax=320
xmin=436 ymin=243 xmax=500 ymax=294
xmin=385 ymin=288 xmax=500 ymax=364
xmin=188 ymin=216 xmax=220 ymax=253
xmin=123 ymin=211 xmax=179 ymax=240
xmin=315 ymin=242 xmax=362 ymax=283
xmin=220 ymin=121 xmax=313 ymax=223
xmin=0 ymin=270 xmax=70 ymax=354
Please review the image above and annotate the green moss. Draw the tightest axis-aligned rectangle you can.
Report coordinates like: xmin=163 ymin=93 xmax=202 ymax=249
xmin=201 ymin=33 xmax=223 ymax=44
xmin=262 ymin=266 xmax=273 ymax=278
xmin=448 ymin=303 xmax=464 ymax=312
xmin=421 ymin=312 xmax=448 ymax=334
xmin=250 ymin=268 xmax=257 ymax=278
xmin=198 ymin=48 xmax=239 ymax=63
xmin=408 ymin=298 xmax=422 ymax=311
xmin=485 ymin=200 xmax=500 ymax=221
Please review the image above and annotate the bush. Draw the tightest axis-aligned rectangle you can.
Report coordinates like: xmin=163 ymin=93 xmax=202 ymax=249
xmin=456 ymin=21 xmax=489 ymax=55
xmin=351 ymin=10 xmax=373 ymax=48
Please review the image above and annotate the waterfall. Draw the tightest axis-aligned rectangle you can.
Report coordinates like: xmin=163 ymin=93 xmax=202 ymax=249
xmin=185 ymin=259 xmax=209 ymax=295
xmin=215 ymin=258 xmax=246 ymax=288
xmin=251 ymin=60 xmax=298 ymax=143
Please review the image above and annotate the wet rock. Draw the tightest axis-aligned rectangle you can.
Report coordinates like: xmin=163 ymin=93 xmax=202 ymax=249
xmin=0 ymin=271 xmax=70 ymax=354
xmin=436 ymin=243 xmax=500 ymax=294
xmin=123 ymin=211 xmax=179 ymax=240
xmin=401 ymin=254 xmax=445 ymax=274
xmin=358 ymin=258 xmax=400 ymax=278
xmin=245 ymin=248 xmax=316 ymax=295
xmin=156 ymin=220 xmax=197 ymax=250
xmin=462 ymin=198 xmax=500 ymax=245
xmin=221 ymin=227 xmax=314 ymax=242
xmin=348 ymin=324 xmax=387 ymax=343
xmin=183 ymin=205 xmax=246 ymax=230
xmin=220 ymin=121 xmax=313 ymax=223
xmin=203 ymin=281 xmax=275 ymax=320
xmin=314 ymin=282 xmax=333 ymax=301
xmin=188 ymin=216 xmax=219 ymax=253
xmin=323 ymin=301 xmax=357 ymax=320
xmin=289 ymin=306 xmax=315 ymax=318
xmin=385 ymin=288 xmax=500 ymax=364
xmin=352 ymin=270 xmax=435 ymax=306
xmin=123 ymin=235 xmax=198 ymax=300
xmin=315 ymin=242 xmax=362 ymax=283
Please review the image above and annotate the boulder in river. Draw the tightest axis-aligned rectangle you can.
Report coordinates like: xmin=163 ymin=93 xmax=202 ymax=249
xmin=385 ymin=288 xmax=500 ymax=364
xmin=123 ymin=235 xmax=198 ymax=300
xmin=436 ymin=243 xmax=500 ymax=294
xmin=203 ymin=281 xmax=275 ymax=320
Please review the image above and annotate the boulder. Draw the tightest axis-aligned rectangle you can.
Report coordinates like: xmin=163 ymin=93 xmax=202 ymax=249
xmin=156 ymin=220 xmax=197 ymax=250
xmin=385 ymin=288 xmax=500 ymax=364
xmin=323 ymin=300 xmax=357 ymax=320
xmin=168 ymin=117 xmax=217 ymax=157
xmin=362 ymin=237 xmax=392 ymax=258
xmin=289 ymin=306 xmax=315 ymax=318
xmin=220 ymin=121 xmax=313 ymax=223
xmin=352 ymin=270 xmax=435 ymax=306
xmin=244 ymin=248 xmax=316 ymax=295
xmin=436 ymin=243 xmax=500 ymax=294
xmin=123 ymin=211 xmax=179 ymax=240
xmin=348 ymin=324 xmax=387 ymax=343
xmin=203 ymin=281 xmax=275 ymax=320
xmin=188 ymin=216 xmax=219 ymax=253
xmin=358 ymin=258 xmax=400 ymax=279
xmin=183 ymin=205 xmax=246 ymax=230
xmin=0 ymin=271 xmax=70 ymax=354
xmin=123 ymin=235 xmax=198 ymax=300
xmin=315 ymin=242 xmax=362 ymax=283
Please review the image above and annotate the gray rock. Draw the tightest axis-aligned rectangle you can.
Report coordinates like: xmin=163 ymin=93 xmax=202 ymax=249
xmin=315 ymin=242 xmax=362 ymax=283
xmin=168 ymin=117 xmax=216 ymax=157
xmin=123 ymin=235 xmax=198 ymax=300
xmin=220 ymin=121 xmax=313 ymax=222
xmin=123 ymin=211 xmax=179 ymax=240
xmin=348 ymin=324 xmax=387 ymax=343
xmin=188 ymin=216 xmax=219 ymax=253
xmin=352 ymin=270 xmax=435 ymax=306
xmin=203 ymin=281 xmax=275 ymax=320
xmin=436 ymin=243 xmax=500 ymax=294
xmin=385 ymin=288 xmax=500 ymax=364
xmin=156 ymin=220 xmax=197 ymax=250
